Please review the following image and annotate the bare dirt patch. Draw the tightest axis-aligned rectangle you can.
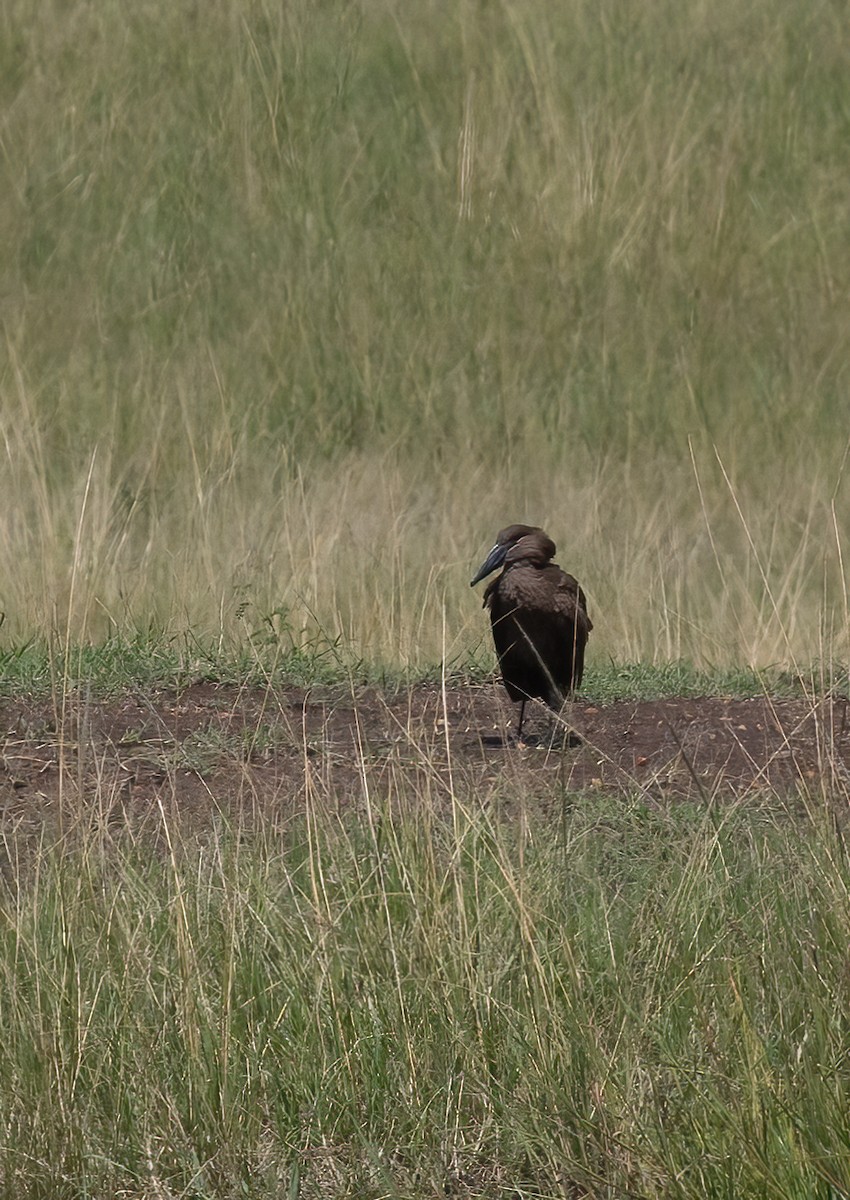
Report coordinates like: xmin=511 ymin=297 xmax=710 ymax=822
xmin=1 ymin=683 xmax=849 ymax=836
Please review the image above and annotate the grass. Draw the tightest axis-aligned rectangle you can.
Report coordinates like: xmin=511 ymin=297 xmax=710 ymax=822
xmin=0 ymin=628 xmax=832 ymax=701
xmin=1 ymin=0 xmax=849 ymax=667
xmin=3 ymin=783 xmax=850 ymax=1198
xmin=3 ymin=1 xmax=850 ymax=1194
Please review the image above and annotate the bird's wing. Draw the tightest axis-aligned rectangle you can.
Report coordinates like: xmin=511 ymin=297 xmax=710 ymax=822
xmin=552 ymin=572 xmax=593 ymax=633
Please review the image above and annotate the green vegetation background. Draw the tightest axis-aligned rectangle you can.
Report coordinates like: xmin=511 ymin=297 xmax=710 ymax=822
xmin=4 ymin=6 xmax=850 ymax=1198
xmin=2 ymin=0 xmax=849 ymax=671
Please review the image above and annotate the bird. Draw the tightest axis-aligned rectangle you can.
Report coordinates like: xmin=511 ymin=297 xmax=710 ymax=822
xmin=470 ymin=524 xmax=592 ymax=741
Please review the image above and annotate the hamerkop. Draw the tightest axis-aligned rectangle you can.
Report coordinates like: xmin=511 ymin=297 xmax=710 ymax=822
xmin=471 ymin=524 xmax=592 ymax=739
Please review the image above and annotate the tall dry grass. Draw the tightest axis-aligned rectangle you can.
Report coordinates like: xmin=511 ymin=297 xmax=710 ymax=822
xmin=3 ymin=705 xmax=850 ymax=1197
xmin=1 ymin=0 xmax=849 ymax=669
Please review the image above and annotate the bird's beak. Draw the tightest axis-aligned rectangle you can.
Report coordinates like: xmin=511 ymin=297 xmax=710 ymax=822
xmin=470 ymin=542 xmax=507 ymax=586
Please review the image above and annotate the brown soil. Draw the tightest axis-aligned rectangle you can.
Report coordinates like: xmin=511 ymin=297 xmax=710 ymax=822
xmin=2 ymin=683 xmax=849 ymax=837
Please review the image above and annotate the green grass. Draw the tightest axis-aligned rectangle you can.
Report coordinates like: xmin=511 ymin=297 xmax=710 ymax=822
xmin=0 ymin=629 xmax=830 ymax=701
xmin=3 ymin=790 xmax=850 ymax=1198
xmin=3 ymin=3 xmax=850 ymax=1193
xmin=0 ymin=627 xmax=353 ymax=697
xmin=1 ymin=0 xmax=849 ymax=666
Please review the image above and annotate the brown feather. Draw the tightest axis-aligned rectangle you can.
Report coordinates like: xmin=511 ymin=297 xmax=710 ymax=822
xmin=472 ymin=526 xmax=592 ymax=722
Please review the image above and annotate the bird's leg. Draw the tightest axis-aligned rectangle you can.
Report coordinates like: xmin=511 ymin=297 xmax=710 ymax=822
xmin=515 ymin=699 xmax=527 ymax=741
xmin=550 ymin=697 xmax=583 ymax=748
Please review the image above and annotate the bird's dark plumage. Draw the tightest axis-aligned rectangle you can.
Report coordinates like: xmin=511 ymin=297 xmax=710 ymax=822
xmin=471 ymin=524 xmax=592 ymax=738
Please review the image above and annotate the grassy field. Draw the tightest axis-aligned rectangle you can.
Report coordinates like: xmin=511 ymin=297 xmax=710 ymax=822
xmin=3 ymin=780 xmax=850 ymax=1198
xmin=3 ymin=0 xmax=850 ymax=1195
xmin=2 ymin=0 xmax=850 ymax=669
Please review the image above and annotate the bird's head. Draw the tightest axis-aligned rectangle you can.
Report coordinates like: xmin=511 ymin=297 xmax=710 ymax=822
xmin=470 ymin=524 xmax=555 ymax=586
